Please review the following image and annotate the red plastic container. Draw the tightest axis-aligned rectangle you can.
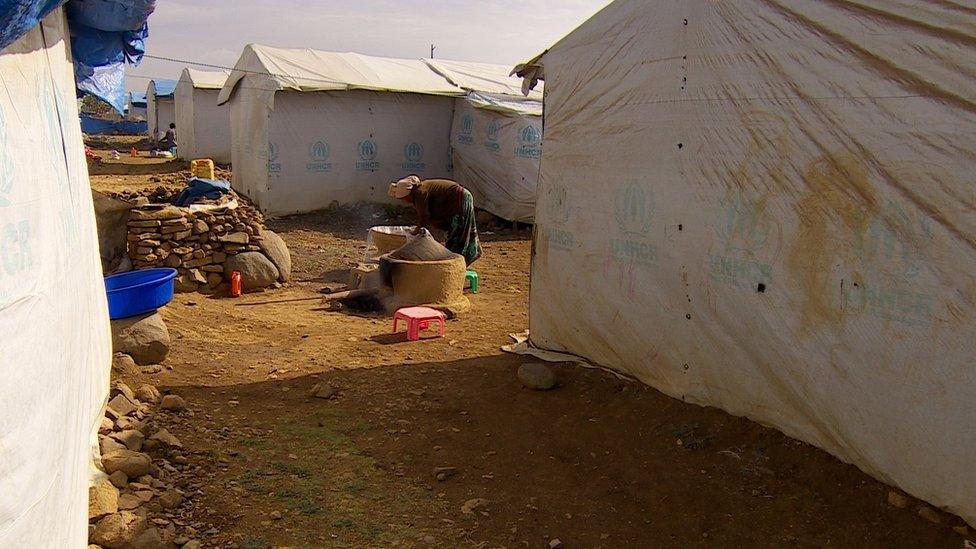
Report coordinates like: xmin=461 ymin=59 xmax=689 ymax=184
xmin=230 ymin=271 xmax=242 ymax=297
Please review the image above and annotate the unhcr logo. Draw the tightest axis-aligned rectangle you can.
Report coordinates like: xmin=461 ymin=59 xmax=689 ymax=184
xmin=307 ymin=140 xmax=332 ymax=173
xmin=609 ymin=182 xmax=657 ymax=267
xmin=457 ymin=114 xmax=474 ymax=145
xmin=483 ymin=120 xmax=500 ymax=153
xmin=515 ymin=124 xmax=542 ymax=159
xmin=356 ymin=139 xmax=380 ymax=172
xmin=267 ymin=142 xmax=281 ymax=174
xmin=402 ymin=142 xmax=426 ymax=172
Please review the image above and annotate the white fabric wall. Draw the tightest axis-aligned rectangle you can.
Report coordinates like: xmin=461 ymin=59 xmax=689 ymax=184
xmin=263 ymin=90 xmax=455 ymax=215
xmin=156 ymin=99 xmax=175 ymax=142
xmin=228 ymin=86 xmax=270 ymax=207
xmin=146 ymin=82 xmax=157 ymax=137
xmin=529 ymin=0 xmax=976 ymax=524
xmin=450 ymin=98 xmax=541 ymax=222
xmin=176 ymin=85 xmax=231 ymax=164
xmin=0 ymin=9 xmax=111 ymax=546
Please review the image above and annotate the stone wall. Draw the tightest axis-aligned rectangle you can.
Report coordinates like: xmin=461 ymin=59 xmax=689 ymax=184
xmin=126 ymin=201 xmax=287 ymax=293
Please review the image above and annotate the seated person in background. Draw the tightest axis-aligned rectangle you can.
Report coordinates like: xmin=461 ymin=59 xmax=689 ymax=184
xmin=389 ymin=175 xmax=482 ymax=265
xmin=158 ymin=123 xmax=177 ymax=150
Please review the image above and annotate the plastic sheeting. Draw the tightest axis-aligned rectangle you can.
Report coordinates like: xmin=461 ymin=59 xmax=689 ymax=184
xmin=524 ymin=0 xmax=976 ymax=525
xmin=0 ymin=0 xmax=63 ymax=50
xmin=218 ymin=45 xmax=463 ymax=105
xmin=80 ymin=112 xmax=146 ymax=134
xmin=176 ymin=68 xmax=231 ymax=163
xmin=147 ymin=78 xmax=175 ymax=140
xmin=67 ymin=0 xmax=154 ymax=113
xmin=125 ymin=90 xmax=145 ymax=121
xmin=451 ymin=95 xmax=541 ymax=222
xmin=221 ymin=45 xmax=546 ymax=216
xmin=423 ymin=58 xmax=543 ymax=101
xmin=0 ymin=9 xmax=111 ymax=545
xmin=232 ymin=88 xmax=454 ymax=215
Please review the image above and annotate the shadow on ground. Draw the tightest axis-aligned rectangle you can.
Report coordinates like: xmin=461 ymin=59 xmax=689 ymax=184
xmin=157 ymin=355 xmax=963 ymax=549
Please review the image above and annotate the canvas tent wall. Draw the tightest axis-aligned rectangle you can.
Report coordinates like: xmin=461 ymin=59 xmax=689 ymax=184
xmin=147 ymin=78 xmax=176 ymax=140
xmin=126 ymin=91 xmax=147 ymax=121
xmin=450 ymin=92 xmax=542 ymax=223
xmin=0 ymin=8 xmax=111 ymax=546
xmin=176 ymin=68 xmax=231 ymax=163
xmin=421 ymin=59 xmax=545 ymax=223
xmin=218 ymin=45 xmax=466 ymax=216
xmin=520 ymin=0 xmax=976 ymax=525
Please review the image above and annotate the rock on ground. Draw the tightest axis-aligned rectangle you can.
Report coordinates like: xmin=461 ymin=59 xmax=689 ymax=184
xmin=149 ymin=428 xmax=182 ymax=448
xmin=101 ymin=449 xmax=151 ymax=478
xmin=127 ymin=527 xmax=166 ymax=549
xmin=110 ymin=312 xmax=170 ymax=365
xmin=517 ymin=363 xmax=556 ymax=391
xmin=887 ymin=491 xmax=909 ymax=509
xmin=461 ymin=498 xmax=489 ymax=515
xmin=134 ymin=384 xmax=161 ymax=404
xmin=91 ymin=511 xmax=146 ymax=549
xmin=258 ymin=230 xmax=292 ymax=282
xmin=88 ymin=480 xmax=119 ymax=520
xmin=224 ymin=251 xmax=279 ymax=291
xmin=160 ymin=394 xmax=186 ymax=411
xmin=174 ymin=273 xmax=199 ymax=293
xmin=158 ymin=489 xmax=183 ymax=510
xmin=110 ymin=429 xmax=145 ymax=452
xmin=111 ymin=353 xmax=139 ymax=376
xmin=108 ymin=470 xmax=129 ymax=489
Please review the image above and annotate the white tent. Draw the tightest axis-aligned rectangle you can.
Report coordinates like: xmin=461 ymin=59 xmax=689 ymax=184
xmin=449 ymin=92 xmax=542 ymax=223
xmin=146 ymin=78 xmax=176 ymax=141
xmin=0 ymin=9 xmax=111 ymax=546
xmin=519 ymin=0 xmax=976 ymax=525
xmin=125 ymin=92 xmax=147 ymax=122
xmin=219 ymin=45 xmax=463 ymax=216
xmin=176 ymin=68 xmax=231 ymax=163
xmin=422 ymin=59 xmax=545 ymax=223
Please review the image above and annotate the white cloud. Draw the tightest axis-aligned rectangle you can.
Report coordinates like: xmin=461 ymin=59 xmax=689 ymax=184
xmin=126 ymin=0 xmax=610 ymax=92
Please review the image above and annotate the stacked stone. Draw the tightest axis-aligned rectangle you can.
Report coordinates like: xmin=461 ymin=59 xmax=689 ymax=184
xmin=126 ymin=204 xmax=267 ymax=293
xmin=90 ymin=380 xmax=208 ymax=548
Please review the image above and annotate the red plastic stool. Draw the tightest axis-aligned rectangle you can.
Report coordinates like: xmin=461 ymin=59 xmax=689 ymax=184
xmin=392 ymin=307 xmax=446 ymax=341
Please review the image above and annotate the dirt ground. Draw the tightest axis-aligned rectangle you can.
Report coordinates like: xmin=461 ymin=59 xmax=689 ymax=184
xmin=88 ymin=140 xmax=971 ymax=548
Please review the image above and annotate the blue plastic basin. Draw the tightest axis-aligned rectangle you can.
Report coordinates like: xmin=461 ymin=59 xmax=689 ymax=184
xmin=105 ymin=268 xmax=178 ymax=320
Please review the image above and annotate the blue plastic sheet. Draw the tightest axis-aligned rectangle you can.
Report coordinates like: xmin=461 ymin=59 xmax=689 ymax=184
xmin=68 ymin=0 xmax=154 ymax=113
xmin=151 ymin=78 xmax=176 ymax=98
xmin=80 ymin=112 xmax=146 ymax=134
xmin=128 ymin=90 xmax=146 ymax=106
xmin=0 ymin=0 xmax=66 ymax=50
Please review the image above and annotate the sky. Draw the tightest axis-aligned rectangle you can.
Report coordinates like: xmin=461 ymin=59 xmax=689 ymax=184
xmin=126 ymin=0 xmax=611 ymax=93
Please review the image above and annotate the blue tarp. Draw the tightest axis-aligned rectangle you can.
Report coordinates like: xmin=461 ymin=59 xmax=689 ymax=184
xmin=128 ymin=90 xmax=146 ymax=106
xmin=0 ymin=0 xmax=155 ymax=114
xmin=68 ymin=0 xmax=155 ymax=113
xmin=80 ymin=113 xmax=146 ymax=134
xmin=174 ymin=178 xmax=231 ymax=207
xmin=0 ymin=0 xmax=65 ymax=51
xmin=151 ymin=78 xmax=175 ymax=98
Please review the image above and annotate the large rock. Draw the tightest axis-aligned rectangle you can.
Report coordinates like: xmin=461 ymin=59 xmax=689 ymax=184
xmin=224 ymin=252 xmax=279 ymax=291
xmin=111 ymin=429 xmax=145 ymax=452
xmin=101 ymin=449 xmax=151 ymax=478
xmin=134 ymin=384 xmax=161 ymax=404
xmin=517 ymin=363 xmax=556 ymax=391
xmin=111 ymin=312 xmax=170 ymax=365
xmin=89 ymin=480 xmax=119 ymax=520
xmin=173 ymin=273 xmax=199 ymax=294
xmin=258 ymin=230 xmax=292 ymax=282
xmin=111 ymin=353 xmax=139 ymax=376
xmin=91 ymin=511 xmax=147 ymax=549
